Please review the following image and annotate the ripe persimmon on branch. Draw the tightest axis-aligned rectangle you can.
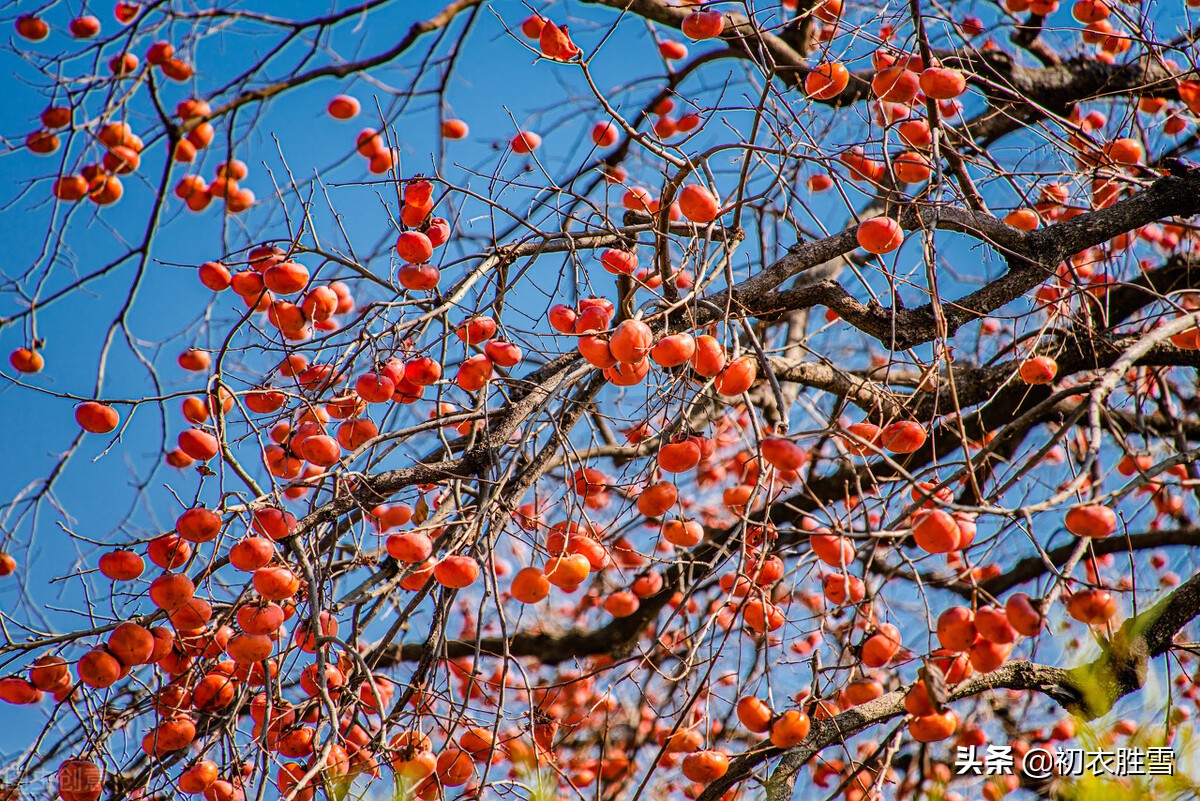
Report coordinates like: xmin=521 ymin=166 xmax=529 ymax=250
xmin=2 ymin=1 xmax=1200 ymax=801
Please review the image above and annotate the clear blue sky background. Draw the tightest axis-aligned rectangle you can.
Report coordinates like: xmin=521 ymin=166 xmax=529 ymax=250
xmin=0 ymin=0 xmax=1196 ymax=782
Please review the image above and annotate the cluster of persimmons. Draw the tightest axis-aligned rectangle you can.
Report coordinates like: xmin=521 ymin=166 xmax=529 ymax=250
xmin=3 ymin=2 xmax=1199 ymax=801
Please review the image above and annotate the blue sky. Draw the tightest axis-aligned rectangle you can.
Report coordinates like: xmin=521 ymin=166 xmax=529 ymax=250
xmin=0 ymin=0 xmax=1198 ymax=789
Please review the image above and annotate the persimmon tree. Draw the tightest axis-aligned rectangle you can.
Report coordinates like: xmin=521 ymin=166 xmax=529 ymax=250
xmin=3 ymin=1 xmax=1200 ymax=800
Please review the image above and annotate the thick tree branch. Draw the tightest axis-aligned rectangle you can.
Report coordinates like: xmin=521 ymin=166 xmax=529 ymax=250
xmin=721 ymin=167 xmax=1200 ymax=351
xmin=697 ymin=569 xmax=1200 ymax=801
